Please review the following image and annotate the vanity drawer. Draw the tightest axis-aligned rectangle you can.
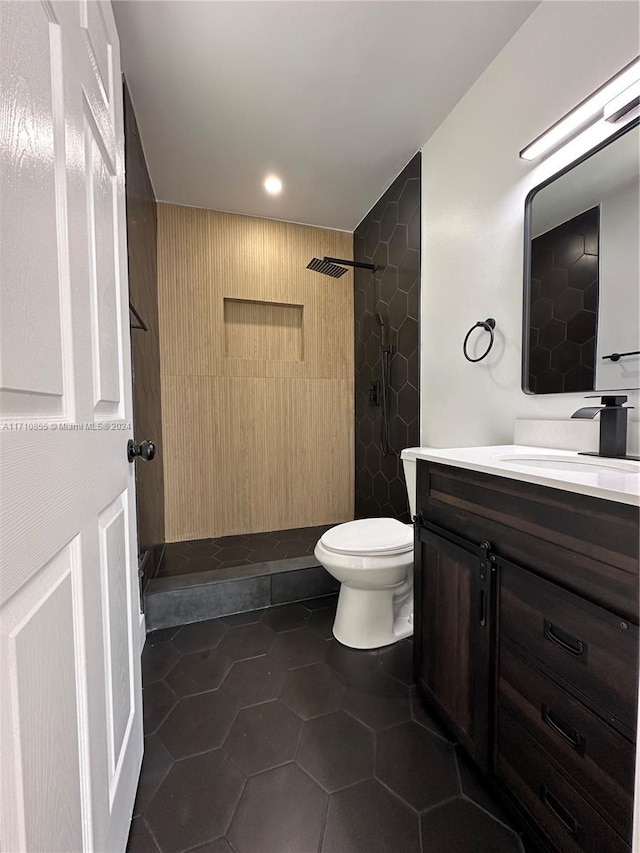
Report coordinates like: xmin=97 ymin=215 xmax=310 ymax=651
xmin=500 ymin=561 xmax=638 ymax=735
xmin=497 ymin=708 xmax=629 ymax=853
xmin=499 ymin=641 xmax=634 ymax=841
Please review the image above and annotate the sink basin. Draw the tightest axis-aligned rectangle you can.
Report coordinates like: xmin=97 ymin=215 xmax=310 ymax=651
xmin=496 ymin=453 xmax=640 ymax=475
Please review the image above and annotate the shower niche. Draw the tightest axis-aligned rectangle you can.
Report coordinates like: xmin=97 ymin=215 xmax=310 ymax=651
xmin=223 ymin=297 xmax=304 ymax=362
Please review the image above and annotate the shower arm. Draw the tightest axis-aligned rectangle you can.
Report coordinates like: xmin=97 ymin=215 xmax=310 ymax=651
xmin=323 ymin=257 xmax=376 ymax=271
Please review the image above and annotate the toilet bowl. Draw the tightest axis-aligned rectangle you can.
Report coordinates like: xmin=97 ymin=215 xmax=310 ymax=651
xmin=314 ymin=455 xmax=418 ymax=650
xmin=314 ymin=518 xmax=414 ymax=649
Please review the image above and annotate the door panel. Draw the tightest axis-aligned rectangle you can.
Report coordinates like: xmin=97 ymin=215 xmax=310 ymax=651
xmin=80 ymin=0 xmax=113 ymax=114
xmin=0 ymin=3 xmax=142 ymax=851
xmin=78 ymin=0 xmax=115 ymax=169
xmin=422 ymin=536 xmax=472 ymax=731
xmin=0 ymin=1 xmax=69 ymax=418
xmin=1 ymin=540 xmax=87 ymax=852
xmin=416 ymin=523 xmax=493 ymax=769
xmin=99 ymin=492 xmax=134 ymax=792
xmin=85 ymin=106 xmax=122 ymax=414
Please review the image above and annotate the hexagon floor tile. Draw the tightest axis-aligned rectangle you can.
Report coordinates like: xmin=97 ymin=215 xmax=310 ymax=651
xmin=376 ymin=721 xmax=458 ymax=811
xmin=280 ymin=663 xmax=345 ymax=719
xmin=129 ymin=600 xmax=524 ymax=853
xmin=321 ymin=778 xmax=421 ymax=853
xmin=378 ymin=638 xmax=415 ymax=686
xmin=132 ymin=734 xmax=172 ymax=818
xmin=157 ymin=691 xmax=238 ymax=759
xmin=297 ymin=710 xmax=374 ymax=792
xmin=144 ymin=750 xmax=244 ymax=853
xmin=343 ymin=669 xmax=411 ymax=731
xmin=224 ymin=700 xmax=302 ymax=775
xmin=269 ymin=625 xmax=329 ymax=668
xmin=165 ymin=648 xmax=232 ymax=697
xmin=172 ymin=618 xmax=228 ymax=654
xmin=141 ymin=641 xmax=181 ymax=685
xmin=127 ymin=818 xmax=160 ymax=853
xmin=217 ymin=622 xmax=276 ymax=662
xmin=306 ymin=606 xmax=335 ymax=639
xmin=157 ymin=525 xmax=332 ymax=579
xmin=220 ymin=654 xmax=287 ymax=708
xmin=142 ymin=679 xmax=178 ymax=734
xmin=227 ymin=764 xmax=327 ymax=853
xmin=260 ymin=602 xmax=310 ymax=632
xmin=420 ymin=798 xmax=523 ymax=853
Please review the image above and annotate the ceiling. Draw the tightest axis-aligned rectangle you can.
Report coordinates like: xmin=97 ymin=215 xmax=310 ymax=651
xmin=113 ymin=1 xmax=538 ymax=232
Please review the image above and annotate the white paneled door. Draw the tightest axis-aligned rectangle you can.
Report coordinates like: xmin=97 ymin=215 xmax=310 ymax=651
xmin=0 ymin=2 xmax=143 ymax=851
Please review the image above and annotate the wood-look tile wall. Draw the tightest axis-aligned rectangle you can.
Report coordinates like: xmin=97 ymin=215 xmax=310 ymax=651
xmin=157 ymin=203 xmax=354 ymax=542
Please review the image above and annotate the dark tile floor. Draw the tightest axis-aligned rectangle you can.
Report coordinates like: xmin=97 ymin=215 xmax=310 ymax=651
xmin=129 ymin=596 xmax=526 ymax=853
xmin=157 ymin=526 xmax=334 ymax=579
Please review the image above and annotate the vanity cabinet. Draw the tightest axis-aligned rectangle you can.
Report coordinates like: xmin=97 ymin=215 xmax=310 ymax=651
xmin=414 ymin=460 xmax=639 ymax=853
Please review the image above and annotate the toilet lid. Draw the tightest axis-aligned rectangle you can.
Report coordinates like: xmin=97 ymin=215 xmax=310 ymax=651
xmin=320 ymin=518 xmax=413 ymax=556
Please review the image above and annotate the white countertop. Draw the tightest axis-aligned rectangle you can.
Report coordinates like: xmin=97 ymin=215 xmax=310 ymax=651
xmin=400 ymin=445 xmax=640 ymax=507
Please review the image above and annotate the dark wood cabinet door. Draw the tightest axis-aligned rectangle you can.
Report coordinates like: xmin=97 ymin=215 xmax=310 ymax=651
xmin=415 ymin=524 xmax=493 ymax=769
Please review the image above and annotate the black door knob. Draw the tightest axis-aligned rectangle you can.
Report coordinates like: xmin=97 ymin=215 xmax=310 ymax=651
xmin=127 ymin=439 xmax=156 ymax=463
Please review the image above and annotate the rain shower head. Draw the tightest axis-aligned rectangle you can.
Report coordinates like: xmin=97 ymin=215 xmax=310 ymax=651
xmin=306 ymin=257 xmax=349 ymax=278
xmin=306 ymin=256 xmax=376 ymax=278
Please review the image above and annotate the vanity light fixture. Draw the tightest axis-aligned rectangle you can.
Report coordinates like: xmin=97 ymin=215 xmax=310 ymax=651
xmin=604 ymin=80 xmax=640 ymax=123
xmin=520 ymin=56 xmax=640 ymax=161
xmin=263 ymin=174 xmax=283 ymax=195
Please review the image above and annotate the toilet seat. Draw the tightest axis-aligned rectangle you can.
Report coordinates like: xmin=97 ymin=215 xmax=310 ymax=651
xmin=319 ymin=518 xmax=412 ymax=557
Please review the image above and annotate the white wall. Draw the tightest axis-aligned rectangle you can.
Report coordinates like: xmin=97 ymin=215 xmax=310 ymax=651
xmin=420 ymin=0 xmax=640 ymax=448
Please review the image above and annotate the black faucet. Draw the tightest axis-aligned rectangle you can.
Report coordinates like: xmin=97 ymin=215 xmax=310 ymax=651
xmin=571 ymin=395 xmax=639 ymax=460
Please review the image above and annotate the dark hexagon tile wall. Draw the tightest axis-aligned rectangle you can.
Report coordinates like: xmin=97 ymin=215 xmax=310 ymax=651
xmin=354 ymin=153 xmax=421 ymax=521
xmin=528 ymin=206 xmax=599 ymax=394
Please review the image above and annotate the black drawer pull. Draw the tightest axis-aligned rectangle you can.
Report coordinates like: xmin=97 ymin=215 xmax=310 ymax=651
xmin=540 ymin=785 xmax=580 ymax=838
xmin=541 ymin=705 xmax=586 ymax=754
xmin=544 ymin=620 xmax=586 ymax=658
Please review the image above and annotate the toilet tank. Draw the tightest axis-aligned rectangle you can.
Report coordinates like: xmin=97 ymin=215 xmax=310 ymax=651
xmin=401 ymin=453 xmax=418 ymax=520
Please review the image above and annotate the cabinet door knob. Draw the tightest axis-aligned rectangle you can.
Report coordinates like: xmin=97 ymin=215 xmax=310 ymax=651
xmin=127 ymin=439 xmax=156 ymax=463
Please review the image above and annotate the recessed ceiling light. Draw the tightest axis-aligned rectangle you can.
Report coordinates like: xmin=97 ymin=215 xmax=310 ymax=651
xmin=263 ymin=175 xmax=283 ymax=195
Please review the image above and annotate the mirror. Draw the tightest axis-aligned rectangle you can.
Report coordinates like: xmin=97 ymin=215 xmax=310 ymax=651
xmin=523 ymin=120 xmax=639 ymax=394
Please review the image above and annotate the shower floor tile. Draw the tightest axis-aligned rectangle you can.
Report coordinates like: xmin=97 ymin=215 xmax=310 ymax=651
xmin=156 ymin=525 xmax=334 ymax=579
xmin=128 ymin=597 xmax=529 ymax=853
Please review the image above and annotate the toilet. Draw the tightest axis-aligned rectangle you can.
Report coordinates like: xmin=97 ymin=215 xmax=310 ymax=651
xmin=314 ymin=456 xmax=417 ymax=649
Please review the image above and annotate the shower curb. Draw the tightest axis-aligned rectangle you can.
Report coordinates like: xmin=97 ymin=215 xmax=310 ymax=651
xmin=143 ymin=556 xmax=338 ymax=631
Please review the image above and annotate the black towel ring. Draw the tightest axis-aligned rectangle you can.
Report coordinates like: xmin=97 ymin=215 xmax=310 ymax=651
xmin=463 ymin=318 xmax=496 ymax=363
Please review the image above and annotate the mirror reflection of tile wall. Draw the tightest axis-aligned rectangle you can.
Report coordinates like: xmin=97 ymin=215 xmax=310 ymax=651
xmin=528 ymin=206 xmax=599 ymax=394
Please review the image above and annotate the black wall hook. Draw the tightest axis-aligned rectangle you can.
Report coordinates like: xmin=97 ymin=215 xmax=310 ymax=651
xmin=463 ymin=318 xmax=496 ymax=363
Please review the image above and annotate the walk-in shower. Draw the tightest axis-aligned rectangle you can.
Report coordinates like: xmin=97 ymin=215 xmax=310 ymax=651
xmin=306 ymin=255 xmax=393 ymax=458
